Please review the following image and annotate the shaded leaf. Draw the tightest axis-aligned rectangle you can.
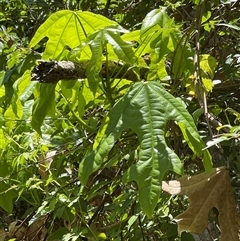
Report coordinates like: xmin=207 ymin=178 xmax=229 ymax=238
xmin=162 ymin=167 xmax=239 ymax=241
xmin=0 ymin=182 xmax=17 ymax=213
xmin=31 ymin=84 xmax=56 ymax=134
xmin=79 ymin=81 xmax=211 ymax=217
xmin=86 ymin=30 xmax=105 ymax=94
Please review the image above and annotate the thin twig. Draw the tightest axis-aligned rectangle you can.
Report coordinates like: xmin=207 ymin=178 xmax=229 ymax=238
xmin=138 ymin=215 xmax=145 ymax=241
xmin=193 ymin=2 xmax=213 ymax=138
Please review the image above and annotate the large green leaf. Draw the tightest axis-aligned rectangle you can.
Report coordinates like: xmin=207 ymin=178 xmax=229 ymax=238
xmin=29 ymin=10 xmax=117 ymax=59
xmin=79 ymin=81 xmax=212 ymax=217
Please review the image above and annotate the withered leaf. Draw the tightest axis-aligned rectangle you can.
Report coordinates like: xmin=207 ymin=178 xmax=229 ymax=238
xmin=162 ymin=166 xmax=239 ymax=241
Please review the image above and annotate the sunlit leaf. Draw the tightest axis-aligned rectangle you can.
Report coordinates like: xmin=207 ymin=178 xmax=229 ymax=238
xmin=29 ymin=10 xmax=117 ymax=59
xmin=141 ymin=8 xmax=171 ymax=38
xmin=200 ymin=54 xmax=217 ymax=79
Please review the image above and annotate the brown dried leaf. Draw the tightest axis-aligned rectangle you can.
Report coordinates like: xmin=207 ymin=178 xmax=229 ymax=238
xmin=162 ymin=166 xmax=239 ymax=241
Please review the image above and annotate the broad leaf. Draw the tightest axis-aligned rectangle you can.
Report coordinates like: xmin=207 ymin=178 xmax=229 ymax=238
xmin=162 ymin=167 xmax=239 ymax=241
xmin=79 ymin=81 xmax=211 ymax=217
xmin=29 ymin=10 xmax=117 ymax=59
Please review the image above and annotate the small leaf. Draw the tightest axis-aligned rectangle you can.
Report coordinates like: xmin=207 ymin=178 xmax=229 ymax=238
xmin=98 ymin=233 xmax=107 ymax=240
xmin=201 ymin=11 xmax=211 ymax=24
xmin=141 ymin=8 xmax=171 ymax=38
xmin=200 ymin=54 xmax=217 ymax=79
xmin=202 ymin=78 xmax=214 ymax=92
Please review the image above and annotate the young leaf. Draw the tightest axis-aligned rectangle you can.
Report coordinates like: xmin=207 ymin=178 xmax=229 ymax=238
xmin=104 ymin=28 xmax=136 ymax=64
xmin=86 ymin=30 xmax=105 ymax=94
xmin=79 ymin=81 xmax=211 ymax=217
xmin=141 ymin=8 xmax=171 ymax=38
xmin=29 ymin=11 xmax=117 ymax=59
xmin=86 ymin=27 xmax=136 ymax=93
xmin=162 ymin=167 xmax=239 ymax=241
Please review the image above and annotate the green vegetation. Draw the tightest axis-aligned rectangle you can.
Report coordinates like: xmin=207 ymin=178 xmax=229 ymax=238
xmin=0 ymin=0 xmax=240 ymax=240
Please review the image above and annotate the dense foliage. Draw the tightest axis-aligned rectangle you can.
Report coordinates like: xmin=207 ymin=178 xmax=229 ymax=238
xmin=0 ymin=0 xmax=240 ymax=240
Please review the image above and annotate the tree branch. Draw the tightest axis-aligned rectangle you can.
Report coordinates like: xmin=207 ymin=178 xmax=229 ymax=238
xmin=31 ymin=60 xmax=148 ymax=83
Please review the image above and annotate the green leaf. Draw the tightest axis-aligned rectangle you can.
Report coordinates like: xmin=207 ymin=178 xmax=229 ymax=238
xmin=201 ymin=11 xmax=212 ymax=24
xmin=141 ymin=8 xmax=171 ymax=38
xmin=200 ymin=54 xmax=217 ymax=79
xmin=31 ymin=84 xmax=56 ymax=134
xmin=0 ymin=182 xmax=17 ymax=213
xmin=104 ymin=28 xmax=136 ymax=64
xmin=79 ymin=81 xmax=211 ymax=217
xmin=86 ymin=27 xmax=135 ymax=93
xmin=46 ymin=227 xmax=69 ymax=241
xmin=29 ymin=10 xmax=117 ymax=59
xmin=86 ymin=30 xmax=105 ymax=94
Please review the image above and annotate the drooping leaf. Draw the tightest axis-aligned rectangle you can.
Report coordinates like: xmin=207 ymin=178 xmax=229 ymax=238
xmin=3 ymin=71 xmax=32 ymax=125
xmin=79 ymin=81 xmax=211 ymax=217
xmin=86 ymin=30 xmax=105 ymax=94
xmin=162 ymin=167 xmax=239 ymax=241
xmin=86 ymin=26 xmax=136 ymax=93
xmin=29 ymin=10 xmax=117 ymax=59
xmin=104 ymin=28 xmax=136 ymax=64
xmin=31 ymin=84 xmax=56 ymax=134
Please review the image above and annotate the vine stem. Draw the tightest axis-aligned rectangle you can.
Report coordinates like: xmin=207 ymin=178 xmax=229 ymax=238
xmin=194 ymin=1 xmax=213 ymax=138
xmin=60 ymin=90 xmax=97 ymax=133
